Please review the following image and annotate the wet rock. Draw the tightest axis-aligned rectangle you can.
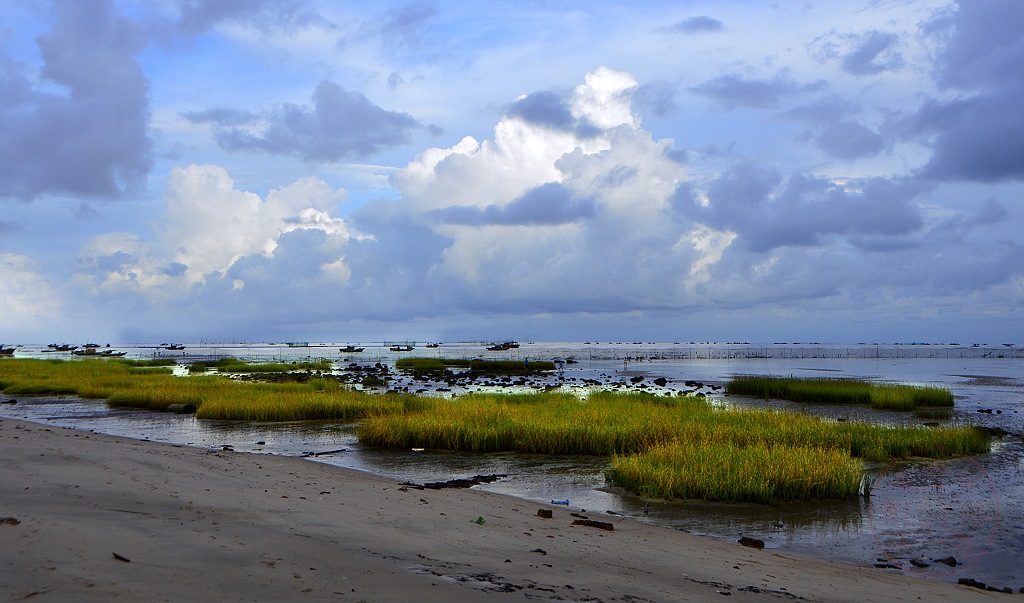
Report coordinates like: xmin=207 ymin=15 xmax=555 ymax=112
xmin=934 ymin=556 xmax=958 ymax=567
xmin=909 ymin=558 xmax=929 ymax=568
xmin=1 ymin=399 xmax=16 ymax=405
xmin=957 ymin=578 xmax=985 ymax=589
xmin=738 ymin=537 xmax=764 ymax=549
xmin=653 ymin=377 xmax=667 ymax=387
xmin=536 ymin=509 xmax=553 ymax=519
xmin=0 ymin=517 xmax=20 ymax=526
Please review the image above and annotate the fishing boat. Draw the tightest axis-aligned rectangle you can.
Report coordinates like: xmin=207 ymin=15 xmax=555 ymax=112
xmin=389 ymin=344 xmax=414 ymax=352
xmin=0 ymin=346 xmax=15 ymax=356
xmin=340 ymin=345 xmax=364 ymax=353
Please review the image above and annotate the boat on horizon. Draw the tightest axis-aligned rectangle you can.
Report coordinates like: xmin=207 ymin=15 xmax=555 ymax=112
xmin=0 ymin=346 xmax=15 ymax=356
xmin=340 ymin=345 xmax=364 ymax=353
xmin=72 ymin=348 xmax=127 ymax=357
xmin=389 ymin=344 xmax=414 ymax=352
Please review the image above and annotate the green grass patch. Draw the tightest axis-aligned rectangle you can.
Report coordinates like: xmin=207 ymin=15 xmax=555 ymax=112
xmin=187 ymin=357 xmax=332 ymax=374
xmin=725 ymin=376 xmax=954 ymax=410
xmin=395 ymin=357 xmax=555 ymax=374
xmin=608 ymin=441 xmax=863 ymax=503
xmin=0 ymin=359 xmax=989 ymax=504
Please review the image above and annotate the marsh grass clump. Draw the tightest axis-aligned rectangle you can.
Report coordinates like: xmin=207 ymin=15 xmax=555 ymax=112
xmin=395 ymin=357 xmax=471 ymax=372
xmin=725 ymin=376 xmax=954 ymax=410
xmin=356 ymin=390 xmax=987 ymax=459
xmin=187 ymin=357 xmax=332 ymax=374
xmin=396 ymin=357 xmax=556 ymax=374
xmin=607 ymin=441 xmax=863 ymax=503
xmin=470 ymin=359 xmax=556 ymax=373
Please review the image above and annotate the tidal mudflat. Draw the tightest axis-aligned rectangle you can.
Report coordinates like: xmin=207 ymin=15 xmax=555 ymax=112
xmin=2 ymin=341 xmax=1022 ymax=591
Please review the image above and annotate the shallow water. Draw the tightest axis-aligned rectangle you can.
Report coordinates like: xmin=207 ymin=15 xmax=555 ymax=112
xmin=2 ymin=342 xmax=1022 ymax=589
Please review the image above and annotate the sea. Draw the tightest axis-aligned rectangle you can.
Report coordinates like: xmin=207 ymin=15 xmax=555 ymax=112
xmin=1 ymin=341 xmax=1022 ymax=590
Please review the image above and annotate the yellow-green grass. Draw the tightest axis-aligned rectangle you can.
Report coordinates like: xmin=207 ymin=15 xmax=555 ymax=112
xmin=0 ymin=358 xmax=422 ymax=420
xmin=395 ymin=357 xmax=556 ymax=374
xmin=187 ymin=358 xmax=332 ymax=374
xmin=0 ymin=360 xmax=990 ymax=503
xmin=725 ymin=376 xmax=954 ymax=410
xmin=607 ymin=441 xmax=863 ymax=503
xmin=395 ymin=357 xmax=471 ymax=371
xmin=356 ymin=390 xmax=987 ymax=461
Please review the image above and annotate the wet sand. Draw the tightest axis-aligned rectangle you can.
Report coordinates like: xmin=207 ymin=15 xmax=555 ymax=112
xmin=0 ymin=417 xmax=1003 ymax=602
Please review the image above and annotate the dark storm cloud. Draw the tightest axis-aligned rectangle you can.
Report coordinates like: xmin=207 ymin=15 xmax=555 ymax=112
xmin=678 ymin=164 xmax=923 ymax=252
xmin=667 ymin=16 xmax=725 ymax=34
xmin=841 ymin=30 xmax=902 ymax=76
xmin=908 ymin=1 xmax=1024 ymax=182
xmin=196 ymin=80 xmax=422 ymax=162
xmin=431 ymin=183 xmax=595 ymax=226
xmin=914 ymin=93 xmax=1024 ymax=182
xmin=0 ymin=0 xmax=152 ymax=201
xmin=690 ymin=72 xmax=825 ymax=109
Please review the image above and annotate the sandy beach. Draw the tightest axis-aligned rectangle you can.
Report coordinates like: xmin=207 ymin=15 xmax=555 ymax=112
xmin=0 ymin=417 xmax=1002 ymax=602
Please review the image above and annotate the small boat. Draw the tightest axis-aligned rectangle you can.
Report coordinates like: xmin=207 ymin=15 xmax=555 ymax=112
xmin=340 ymin=345 xmax=364 ymax=353
xmin=390 ymin=345 xmax=414 ymax=352
xmin=47 ymin=344 xmax=78 ymax=352
xmin=425 ymin=343 xmax=440 ymax=348
xmin=72 ymin=348 xmax=126 ymax=357
xmin=487 ymin=343 xmax=510 ymax=351
xmin=163 ymin=344 xmax=186 ymax=350
xmin=0 ymin=346 xmax=15 ymax=356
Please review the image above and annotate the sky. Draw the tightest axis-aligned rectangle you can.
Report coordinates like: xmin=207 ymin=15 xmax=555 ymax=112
xmin=1 ymin=0 xmax=1022 ymax=345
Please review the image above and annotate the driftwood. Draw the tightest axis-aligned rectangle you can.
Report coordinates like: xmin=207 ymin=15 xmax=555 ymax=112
xmin=300 ymin=449 xmax=348 ymax=458
xmin=401 ymin=474 xmax=506 ymax=490
xmin=571 ymin=519 xmax=614 ymax=531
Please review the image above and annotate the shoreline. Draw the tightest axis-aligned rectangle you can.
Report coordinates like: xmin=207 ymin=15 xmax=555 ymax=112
xmin=0 ymin=417 xmax=1003 ymax=602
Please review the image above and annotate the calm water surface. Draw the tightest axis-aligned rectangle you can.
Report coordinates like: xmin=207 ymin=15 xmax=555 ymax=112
xmin=2 ymin=342 xmax=1022 ymax=589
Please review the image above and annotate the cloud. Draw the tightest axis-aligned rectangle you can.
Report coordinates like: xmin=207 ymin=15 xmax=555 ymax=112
xmin=781 ymin=98 xmax=884 ymax=160
xmin=186 ymin=80 xmax=422 ymax=162
xmin=667 ymin=16 xmax=725 ymax=34
xmin=907 ymin=3 xmax=1024 ymax=182
xmin=0 ymin=0 xmax=152 ymax=201
xmin=690 ymin=72 xmax=825 ymax=110
xmin=430 ymin=182 xmax=596 ymax=226
xmin=681 ymin=165 xmax=924 ymax=252
xmin=810 ymin=29 xmax=903 ymax=76
xmin=841 ymin=30 xmax=903 ymax=76
xmin=0 ymin=253 xmax=61 ymax=322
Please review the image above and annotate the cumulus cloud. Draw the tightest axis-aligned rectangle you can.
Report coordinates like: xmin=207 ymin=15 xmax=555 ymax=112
xmin=0 ymin=254 xmax=61 ymax=322
xmin=0 ymin=0 xmax=152 ymax=201
xmin=74 ymin=165 xmax=357 ymax=309
xmin=185 ymin=80 xmax=423 ymax=162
